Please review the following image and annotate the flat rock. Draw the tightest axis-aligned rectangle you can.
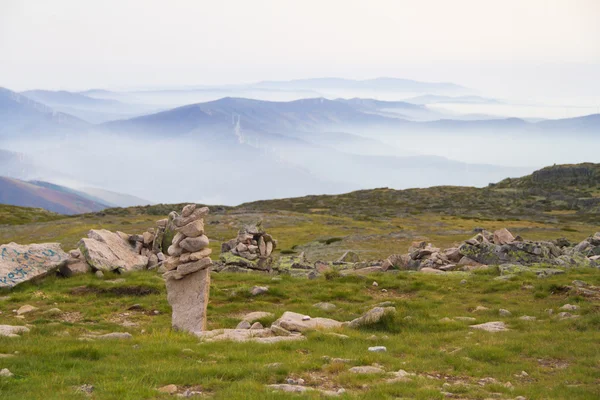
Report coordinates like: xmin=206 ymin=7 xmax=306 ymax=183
xmin=82 ymin=332 xmax=133 ymax=340
xmin=313 ymin=302 xmax=337 ymax=311
xmin=179 ymin=235 xmax=209 ymax=253
xmin=163 ymin=258 xmax=212 ymax=280
xmin=1 ymin=242 xmax=68 ymax=289
xmin=16 ymin=305 xmax=38 ymax=315
xmin=368 ymin=346 xmax=387 ymax=352
xmin=242 ymin=311 xmax=274 ymax=322
xmin=158 ymin=384 xmax=178 ymax=394
xmin=349 ymin=366 xmax=385 ymax=374
xmin=166 ymin=268 xmax=210 ymax=333
xmin=274 ymin=311 xmax=343 ymax=332
xmin=560 ymin=304 xmax=579 ymax=311
xmin=79 ymin=230 xmax=148 ymax=272
xmin=176 ymin=219 xmax=205 ymax=238
xmin=469 ymin=321 xmax=509 ymax=332
xmin=196 ymin=328 xmax=304 ymax=343
xmin=0 ymin=325 xmax=30 ymax=337
xmin=0 ymin=368 xmax=14 ymax=377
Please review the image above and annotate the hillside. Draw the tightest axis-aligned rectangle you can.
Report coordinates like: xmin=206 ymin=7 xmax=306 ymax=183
xmin=0 ymin=177 xmax=108 ymax=215
xmin=0 ymin=87 xmax=88 ymax=137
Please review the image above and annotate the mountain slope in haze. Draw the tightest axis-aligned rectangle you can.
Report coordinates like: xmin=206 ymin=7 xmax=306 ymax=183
xmin=20 ymin=89 xmax=161 ymax=123
xmin=0 ymin=177 xmax=108 ymax=215
xmin=404 ymin=94 xmax=501 ymax=105
xmin=0 ymin=87 xmax=88 ymax=136
xmin=78 ymin=187 xmax=153 ymax=207
xmin=253 ymin=77 xmax=472 ymax=95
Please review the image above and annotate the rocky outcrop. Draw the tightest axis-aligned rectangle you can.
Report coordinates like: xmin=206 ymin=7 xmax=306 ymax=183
xmin=0 ymin=242 xmax=68 ymax=288
xmin=219 ymin=222 xmax=277 ymax=271
xmin=79 ymin=229 xmax=148 ymax=272
xmin=163 ymin=204 xmax=212 ymax=333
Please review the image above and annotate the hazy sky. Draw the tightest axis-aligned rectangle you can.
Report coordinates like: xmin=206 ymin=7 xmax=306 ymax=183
xmin=1 ymin=0 xmax=599 ymax=99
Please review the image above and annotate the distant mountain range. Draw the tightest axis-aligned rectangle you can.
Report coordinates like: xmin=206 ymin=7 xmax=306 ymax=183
xmin=403 ymin=94 xmax=501 ymax=105
xmin=0 ymin=177 xmax=108 ymax=215
xmin=0 ymin=87 xmax=87 ymax=137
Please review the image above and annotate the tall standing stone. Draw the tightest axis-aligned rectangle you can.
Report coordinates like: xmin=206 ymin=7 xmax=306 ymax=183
xmin=163 ymin=205 xmax=211 ymax=334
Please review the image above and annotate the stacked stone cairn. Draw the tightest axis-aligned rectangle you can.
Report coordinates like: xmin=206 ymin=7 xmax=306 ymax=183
xmin=219 ymin=222 xmax=277 ymax=271
xmin=163 ymin=204 xmax=212 ymax=333
xmin=127 ymin=218 xmax=168 ymax=270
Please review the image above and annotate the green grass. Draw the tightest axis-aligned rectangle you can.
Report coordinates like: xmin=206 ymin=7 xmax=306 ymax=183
xmin=1 ymin=268 xmax=599 ymax=399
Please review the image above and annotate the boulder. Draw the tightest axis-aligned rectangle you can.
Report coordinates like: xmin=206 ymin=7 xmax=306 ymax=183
xmin=1 ymin=242 xmax=69 ymax=288
xmin=348 ymin=307 xmax=396 ymax=328
xmin=165 ymin=268 xmax=210 ymax=333
xmin=493 ymin=228 xmax=515 ymax=245
xmin=273 ymin=311 xmax=343 ymax=332
xmin=459 ymin=240 xmax=560 ymax=266
xmin=469 ymin=321 xmax=509 ymax=332
xmin=79 ymin=230 xmax=148 ymax=272
xmin=444 ymin=247 xmax=462 ymax=263
xmin=59 ymin=260 xmax=92 ymax=277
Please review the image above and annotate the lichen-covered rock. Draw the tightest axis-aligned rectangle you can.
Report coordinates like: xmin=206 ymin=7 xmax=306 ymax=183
xmin=1 ymin=242 xmax=69 ymax=288
xmin=337 ymin=251 xmax=360 ymax=263
xmin=348 ymin=307 xmax=396 ymax=328
xmin=459 ymin=240 xmax=561 ymax=266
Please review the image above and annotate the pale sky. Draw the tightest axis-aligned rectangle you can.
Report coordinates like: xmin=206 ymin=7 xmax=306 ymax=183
xmin=1 ymin=0 xmax=599 ymax=99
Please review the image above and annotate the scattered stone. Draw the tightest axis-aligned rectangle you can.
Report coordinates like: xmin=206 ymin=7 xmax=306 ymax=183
xmin=560 ymin=304 xmax=579 ymax=311
xmin=270 ymin=325 xmax=292 ymax=336
xmin=372 ymin=281 xmax=378 ymax=287
xmin=250 ymin=286 xmax=269 ymax=296
xmin=242 ymin=311 xmax=274 ymax=322
xmin=473 ymin=306 xmax=489 ymax=312
xmin=95 ymin=270 xmax=104 ymax=278
xmin=273 ymin=311 xmax=342 ymax=332
xmin=499 ymin=309 xmax=512 ymax=317
xmin=469 ymin=321 xmax=509 ymax=332
xmin=0 ymin=242 xmax=69 ymax=289
xmin=0 ymin=368 xmax=14 ymax=377
xmin=16 ymin=305 xmax=38 ymax=315
xmin=349 ymin=366 xmax=385 ymax=374
xmin=43 ymin=308 xmax=62 ymax=316
xmin=557 ymin=312 xmax=579 ymax=320
xmin=75 ymin=384 xmax=94 ymax=395
xmin=158 ymin=384 xmax=178 ymax=394
xmin=313 ymin=302 xmax=337 ymax=311
xmin=89 ymin=332 xmax=133 ymax=340
xmin=236 ymin=321 xmax=251 ymax=330
xmin=519 ymin=316 xmax=537 ymax=321
xmin=196 ymin=328 xmax=304 ymax=343
xmin=368 ymin=346 xmax=387 ymax=353
xmin=348 ymin=306 xmax=396 ymax=328
xmin=454 ymin=317 xmax=476 ymax=322
xmin=250 ymin=322 xmax=263 ymax=330
xmin=493 ymin=228 xmax=516 ymax=245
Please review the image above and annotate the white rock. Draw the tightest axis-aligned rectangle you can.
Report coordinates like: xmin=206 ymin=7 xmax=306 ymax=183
xmin=368 ymin=346 xmax=387 ymax=352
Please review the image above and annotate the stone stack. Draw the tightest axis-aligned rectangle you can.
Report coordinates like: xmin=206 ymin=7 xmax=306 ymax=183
xmin=127 ymin=218 xmax=169 ymax=270
xmin=219 ymin=222 xmax=277 ymax=271
xmin=163 ymin=204 xmax=212 ymax=333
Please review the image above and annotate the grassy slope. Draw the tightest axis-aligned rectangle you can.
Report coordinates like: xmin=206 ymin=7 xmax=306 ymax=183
xmin=0 ymin=269 xmax=599 ymax=399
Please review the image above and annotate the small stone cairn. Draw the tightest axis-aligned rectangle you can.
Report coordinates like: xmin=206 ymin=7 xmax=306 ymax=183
xmin=220 ymin=222 xmax=277 ymax=271
xmin=163 ymin=204 xmax=212 ymax=333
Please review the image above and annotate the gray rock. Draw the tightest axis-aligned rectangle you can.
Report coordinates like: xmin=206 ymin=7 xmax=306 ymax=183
xmin=0 ymin=368 xmax=14 ymax=377
xmin=1 ymin=242 xmax=69 ymax=289
xmin=313 ymin=302 xmax=337 ymax=311
xmin=79 ymin=230 xmax=148 ymax=272
xmin=349 ymin=366 xmax=385 ymax=374
xmin=179 ymin=235 xmax=209 ymax=253
xmin=236 ymin=320 xmax=251 ymax=329
xmin=250 ymin=286 xmax=269 ymax=296
xmin=348 ymin=306 xmax=396 ymax=328
xmin=499 ymin=309 xmax=512 ymax=317
xmin=368 ymin=346 xmax=387 ymax=352
xmin=560 ymin=304 xmax=579 ymax=311
xmin=250 ymin=322 xmax=264 ymax=330
xmin=59 ymin=259 xmax=91 ymax=277
xmin=165 ymin=268 xmax=210 ymax=333
xmin=242 ymin=311 xmax=274 ymax=322
xmin=0 ymin=325 xmax=30 ymax=337
xmin=274 ymin=311 xmax=342 ymax=332
xmin=469 ymin=321 xmax=509 ymax=332
xmin=176 ymin=219 xmax=205 ymax=238
xmin=16 ymin=305 xmax=37 ymax=315
xmin=163 ymin=258 xmax=212 ymax=280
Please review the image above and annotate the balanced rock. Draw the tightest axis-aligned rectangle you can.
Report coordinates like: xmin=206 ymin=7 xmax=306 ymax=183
xmin=0 ymin=242 xmax=69 ymax=289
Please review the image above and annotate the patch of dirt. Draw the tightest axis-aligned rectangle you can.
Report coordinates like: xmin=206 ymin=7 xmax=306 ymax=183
xmin=61 ymin=312 xmax=83 ymax=323
xmin=537 ymin=358 xmax=570 ymax=370
xmin=70 ymin=285 xmax=160 ymax=296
